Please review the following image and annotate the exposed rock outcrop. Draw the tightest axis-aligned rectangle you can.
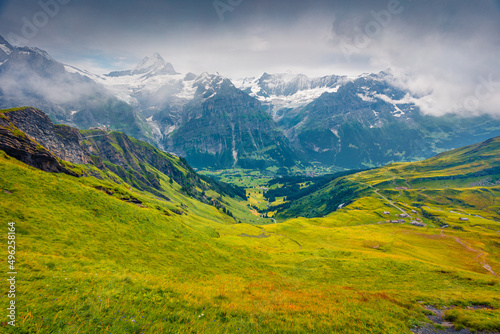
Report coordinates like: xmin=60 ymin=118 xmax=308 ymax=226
xmin=4 ymin=107 xmax=89 ymax=164
xmin=0 ymin=113 xmax=76 ymax=175
xmin=0 ymin=107 xmax=245 ymax=202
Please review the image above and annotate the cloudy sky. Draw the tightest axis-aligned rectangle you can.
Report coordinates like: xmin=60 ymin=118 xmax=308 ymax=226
xmin=0 ymin=0 xmax=499 ymax=116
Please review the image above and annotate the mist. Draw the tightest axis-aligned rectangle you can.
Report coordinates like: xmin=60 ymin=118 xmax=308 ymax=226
xmin=0 ymin=0 xmax=499 ymax=116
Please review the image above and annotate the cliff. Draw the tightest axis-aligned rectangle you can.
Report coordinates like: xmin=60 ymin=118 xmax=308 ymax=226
xmin=0 ymin=108 xmax=76 ymax=175
xmin=4 ymin=107 xmax=89 ymax=164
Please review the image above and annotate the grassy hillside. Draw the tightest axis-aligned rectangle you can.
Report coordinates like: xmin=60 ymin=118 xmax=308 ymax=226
xmin=1 ymin=124 xmax=500 ymax=332
xmin=274 ymin=136 xmax=500 ymax=221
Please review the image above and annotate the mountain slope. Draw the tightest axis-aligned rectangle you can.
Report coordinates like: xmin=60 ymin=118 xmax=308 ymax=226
xmin=0 ymin=35 xmax=150 ymax=141
xmin=0 ymin=107 xmax=248 ymax=219
xmin=2 ymin=36 xmax=500 ymax=173
xmin=277 ymin=73 xmax=500 ymax=168
xmin=272 ymin=135 xmax=500 ymax=220
xmin=1 ymin=112 xmax=500 ymax=333
xmin=74 ymin=57 xmax=297 ymax=170
xmin=0 ymin=107 xmax=79 ymax=175
xmin=159 ymin=74 xmax=296 ymax=169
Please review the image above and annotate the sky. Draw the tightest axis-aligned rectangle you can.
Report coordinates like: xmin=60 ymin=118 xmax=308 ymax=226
xmin=0 ymin=0 xmax=499 ymax=116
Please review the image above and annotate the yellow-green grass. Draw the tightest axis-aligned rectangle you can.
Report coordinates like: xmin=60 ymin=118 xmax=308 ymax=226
xmin=444 ymin=308 xmax=500 ymax=332
xmin=1 ymin=151 xmax=500 ymax=333
xmin=246 ymin=188 xmax=269 ymax=212
xmin=200 ymin=169 xmax=273 ymax=188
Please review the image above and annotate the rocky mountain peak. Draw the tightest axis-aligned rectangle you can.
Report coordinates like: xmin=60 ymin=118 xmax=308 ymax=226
xmin=132 ymin=53 xmax=179 ymax=76
xmin=0 ymin=34 xmax=13 ymax=62
xmin=0 ymin=34 xmax=13 ymax=50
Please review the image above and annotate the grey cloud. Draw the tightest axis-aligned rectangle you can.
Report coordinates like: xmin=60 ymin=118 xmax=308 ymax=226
xmin=0 ymin=0 xmax=499 ymax=116
xmin=329 ymin=0 xmax=500 ymax=116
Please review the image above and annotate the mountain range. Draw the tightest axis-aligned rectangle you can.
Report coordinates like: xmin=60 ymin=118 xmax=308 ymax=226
xmin=1 ymin=35 xmax=500 ymax=171
xmin=1 ymin=106 xmax=499 ymax=333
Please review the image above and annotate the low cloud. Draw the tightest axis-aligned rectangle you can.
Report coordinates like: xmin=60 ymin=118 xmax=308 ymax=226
xmin=1 ymin=0 xmax=499 ymax=117
xmin=329 ymin=0 xmax=500 ymax=117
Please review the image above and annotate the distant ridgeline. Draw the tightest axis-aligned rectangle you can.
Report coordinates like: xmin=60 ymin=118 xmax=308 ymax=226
xmin=262 ymin=135 xmax=500 ymax=220
xmin=2 ymin=35 xmax=500 ymax=172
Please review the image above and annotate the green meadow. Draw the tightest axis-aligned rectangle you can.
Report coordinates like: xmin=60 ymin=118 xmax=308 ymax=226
xmin=1 ymin=132 xmax=500 ymax=333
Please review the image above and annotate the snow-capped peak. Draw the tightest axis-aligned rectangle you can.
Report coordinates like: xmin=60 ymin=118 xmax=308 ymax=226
xmin=133 ymin=53 xmax=165 ymax=72
xmin=23 ymin=47 xmax=54 ymax=61
xmin=0 ymin=35 xmax=12 ymax=56
xmin=131 ymin=53 xmax=178 ymax=76
xmin=192 ymin=72 xmax=233 ymax=99
xmin=260 ymin=72 xmax=308 ymax=85
xmin=234 ymin=72 xmax=349 ymax=120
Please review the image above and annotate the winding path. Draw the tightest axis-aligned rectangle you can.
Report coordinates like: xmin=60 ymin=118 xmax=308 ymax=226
xmin=441 ymin=230 xmax=497 ymax=277
xmin=364 ymin=180 xmax=497 ymax=277
xmin=261 ymin=214 xmax=277 ymax=224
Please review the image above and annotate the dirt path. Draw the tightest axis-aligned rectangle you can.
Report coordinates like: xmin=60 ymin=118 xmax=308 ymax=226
xmin=372 ymin=186 xmax=406 ymax=213
xmin=260 ymin=214 xmax=277 ymax=224
xmin=412 ymin=305 xmax=497 ymax=334
xmin=441 ymin=230 xmax=497 ymax=277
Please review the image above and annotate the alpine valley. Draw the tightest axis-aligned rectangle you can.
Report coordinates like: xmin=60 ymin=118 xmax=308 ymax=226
xmin=1 ymin=35 xmax=499 ymax=172
xmin=1 ymin=35 xmax=500 ymax=334
xmin=1 ymin=106 xmax=500 ymax=333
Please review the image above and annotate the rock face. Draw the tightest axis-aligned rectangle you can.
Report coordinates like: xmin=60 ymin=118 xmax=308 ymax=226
xmin=4 ymin=107 xmax=89 ymax=164
xmin=0 ymin=107 xmax=182 ymax=188
xmin=159 ymin=75 xmax=296 ymax=169
xmin=0 ymin=110 xmax=76 ymax=175
xmin=0 ymin=106 xmax=246 ymax=209
xmin=81 ymin=130 xmax=190 ymax=190
xmin=0 ymin=107 xmax=241 ymax=201
xmin=278 ymin=73 xmax=500 ymax=168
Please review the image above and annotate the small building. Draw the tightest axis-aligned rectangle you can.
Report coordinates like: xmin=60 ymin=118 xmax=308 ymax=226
xmin=411 ymin=210 xmax=418 ymax=214
xmin=411 ymin=221 xmax=426 ymax=227
xmin=383 ymin=211 xmax=391 ymax=215
xmin=399 ymin=214 xmax=410 ymax=218
xmin=390 ymin=220 xmax=400 ymax=224
xmin=416 ymin=218 xmax=422 ymax=222
xmin=459 ymin=217 xmax=469 ymax=221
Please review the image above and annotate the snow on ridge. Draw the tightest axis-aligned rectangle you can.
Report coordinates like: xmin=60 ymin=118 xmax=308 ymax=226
xmin=252 ymin=85 xmax=342 ymax=115
xmin=373 ymin=93 xmax=418 ymax=116
xmin=17 ymin=47 xmax=54 ymax=60
xmin=176 ymin=81 xmax=197 ymax=100
xmin=64 ymin=65 xmax=102 ymax=81
xmin=235 ymin=73 xmax=350 ymax=112
xmin=0 ymin=44 xmax=11 ymax=55
xmin=133 ymin=53 xmax=167 ymax=74
xmin=357 ymin=93 xmax=375 ymax=102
